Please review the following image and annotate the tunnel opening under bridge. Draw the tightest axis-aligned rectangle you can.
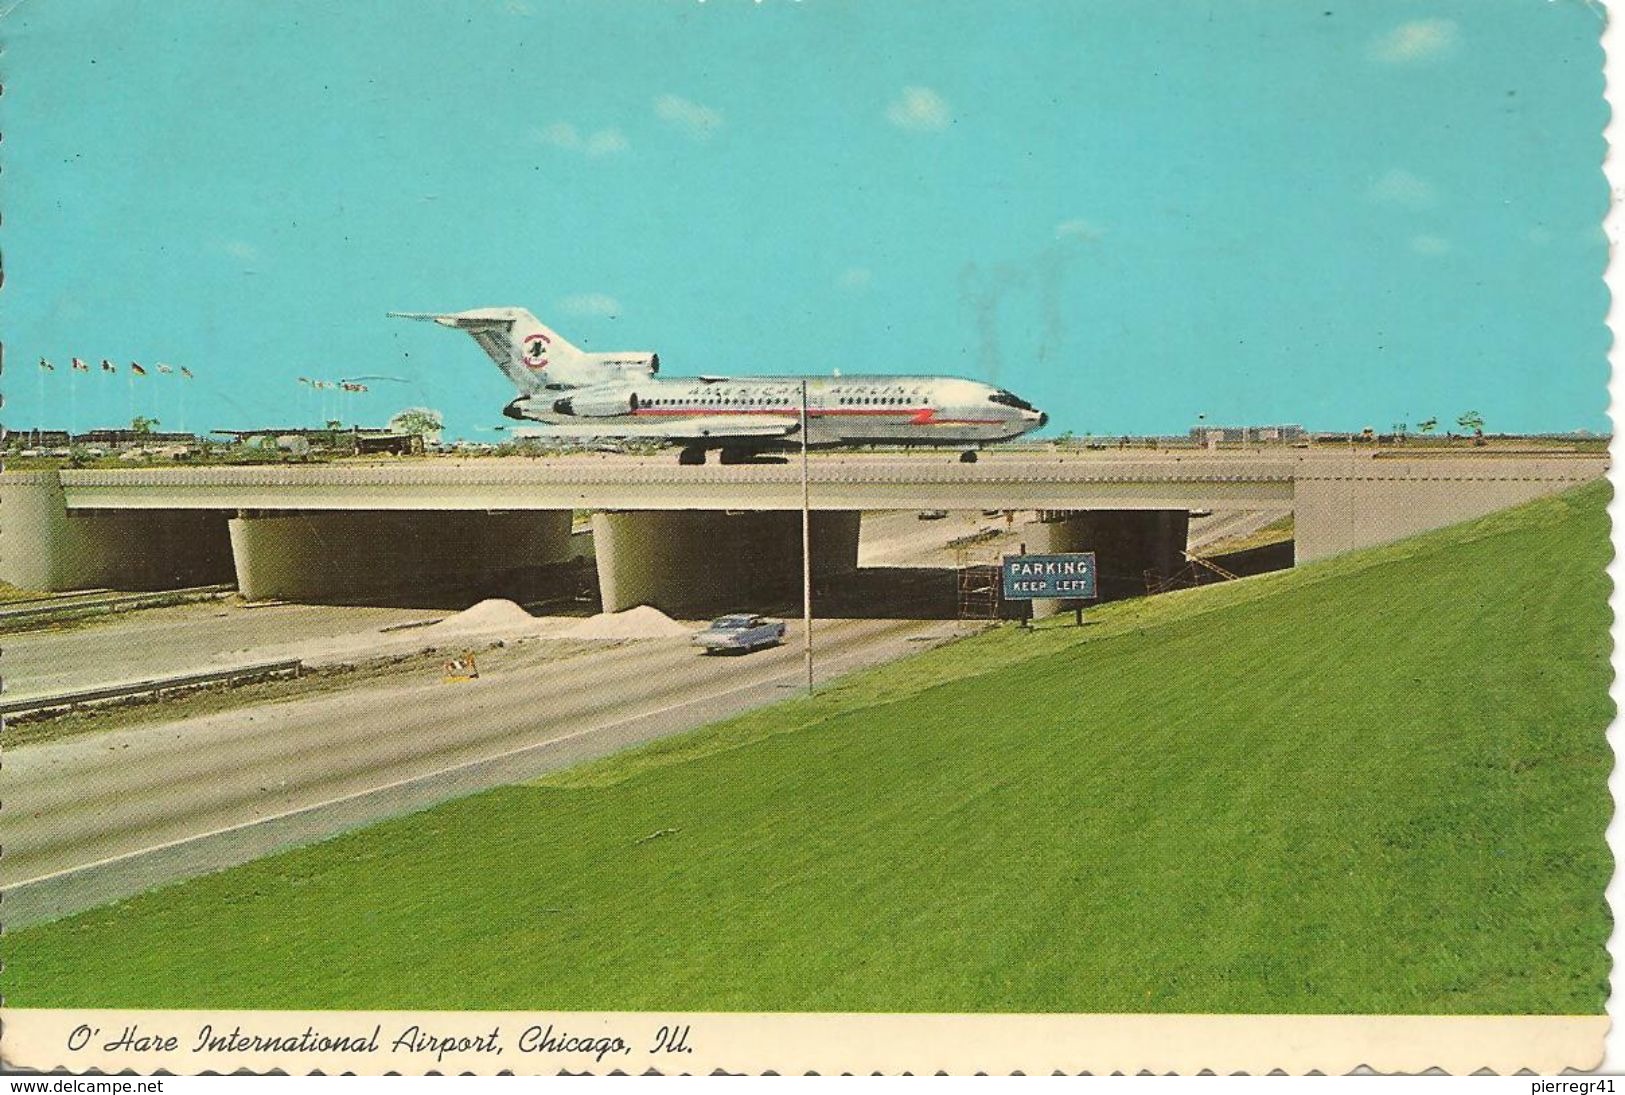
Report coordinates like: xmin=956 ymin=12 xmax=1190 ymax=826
xmin=1 ymin=493 xmax=1295 ymax=619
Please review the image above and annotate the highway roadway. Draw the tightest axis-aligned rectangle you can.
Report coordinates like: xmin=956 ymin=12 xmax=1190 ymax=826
xmin=6 ymin=615 xmax=958 ymax=926
xmin=1 ymin=601 xmax=437 ymax=699
xmin=1188 ymin=508 xmax=1293 ymax=552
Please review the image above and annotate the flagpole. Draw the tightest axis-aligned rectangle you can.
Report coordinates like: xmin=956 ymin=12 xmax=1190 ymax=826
xmin=800 ymin=379 xmax=814 ymax=695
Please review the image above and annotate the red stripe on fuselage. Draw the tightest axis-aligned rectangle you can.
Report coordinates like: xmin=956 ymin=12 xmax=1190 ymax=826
xmin=628 ymin=407 xmax=1006 ymax=425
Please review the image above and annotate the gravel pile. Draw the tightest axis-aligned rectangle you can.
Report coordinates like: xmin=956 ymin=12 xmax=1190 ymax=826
xmin=563 ymin=605 xmax=694 ymax=640
xmin=419 ymin=599 xmax=542 ymax=639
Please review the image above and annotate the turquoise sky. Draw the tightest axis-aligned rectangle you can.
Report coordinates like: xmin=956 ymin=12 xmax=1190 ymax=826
xmin=3 ymin=0 xmax=1608 ymax=439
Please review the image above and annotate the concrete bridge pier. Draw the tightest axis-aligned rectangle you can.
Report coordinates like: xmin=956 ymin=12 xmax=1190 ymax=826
xmin=593 ymin=509 xmax=861 ymax=616
xmin=0 ymin=471 xmax=235 ymax=591
xmin=228 ymin=509 xmax=572 ymax=601
xmin=1028 ymin=509 xmax=1191 ymax=616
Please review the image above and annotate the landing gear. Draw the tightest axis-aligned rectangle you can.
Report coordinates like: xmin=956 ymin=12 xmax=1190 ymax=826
xmin=678 ymin=446 xmax=707 ymax=466
xmin=959 ymin=450 xmax=979 ymax=464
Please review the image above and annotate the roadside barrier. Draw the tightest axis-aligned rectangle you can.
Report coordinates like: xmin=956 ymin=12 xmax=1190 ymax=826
xmin=0 ymin=658 xmax=303 ymax=717
xmin=0 ymin=584 xmax=236 ymax=631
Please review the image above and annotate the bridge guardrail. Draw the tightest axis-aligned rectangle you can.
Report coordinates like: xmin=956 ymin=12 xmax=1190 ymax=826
xmin=0 ymin=585 xmax=236 ymax=629
xmin=0 ymin=659 xmax=303 ymax=717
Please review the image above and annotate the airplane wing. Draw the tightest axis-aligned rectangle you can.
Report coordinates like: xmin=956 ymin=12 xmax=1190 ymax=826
xmin=514 ymin=416 xmax=801 ymax=443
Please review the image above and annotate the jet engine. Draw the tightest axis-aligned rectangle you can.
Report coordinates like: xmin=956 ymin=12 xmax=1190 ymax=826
xmin=551 ymin=386 xmax=641 ymax=417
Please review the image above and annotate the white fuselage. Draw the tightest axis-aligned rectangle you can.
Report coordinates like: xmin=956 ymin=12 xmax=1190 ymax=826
xmin=514 ymin=374 xmax=1047 ymax=448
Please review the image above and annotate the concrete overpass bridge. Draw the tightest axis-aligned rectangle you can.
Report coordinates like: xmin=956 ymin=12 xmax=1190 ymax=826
xmin=1 ymin=451 xmax=1604 ymax=615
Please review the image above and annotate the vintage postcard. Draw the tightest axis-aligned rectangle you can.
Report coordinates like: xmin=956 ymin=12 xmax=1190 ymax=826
xmin=0 ymin=0 xmax=1615 ymax=1077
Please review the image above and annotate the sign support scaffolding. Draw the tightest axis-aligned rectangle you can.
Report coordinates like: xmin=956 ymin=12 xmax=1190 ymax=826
xmin=800 ymin=380 xmax=814 ymax=694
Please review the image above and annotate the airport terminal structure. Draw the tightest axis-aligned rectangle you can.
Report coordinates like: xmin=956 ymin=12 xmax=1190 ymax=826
xmin=0 ymin=450 xmax=1604 ymax=614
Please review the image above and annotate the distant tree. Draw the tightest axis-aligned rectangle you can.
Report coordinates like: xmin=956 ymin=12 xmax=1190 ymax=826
xmin=130 ymin=415 xmax=160 ymax=439
xmin=325 ymin=419 xmax=342 ymax=431
xmin=1417 ymin=417 xmax=1438 ymax=436
xmin=389 ymin=407 xmax=444 ymax=444
xmin=1457 ymin=410 xmax=1485 ymax=436
xmin=1392 ymin=421 xmax=1408 ymax=444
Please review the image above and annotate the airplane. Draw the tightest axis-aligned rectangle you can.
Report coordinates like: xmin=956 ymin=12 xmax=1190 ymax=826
xmin=389 ymin=307 xmax=1048 ymax=465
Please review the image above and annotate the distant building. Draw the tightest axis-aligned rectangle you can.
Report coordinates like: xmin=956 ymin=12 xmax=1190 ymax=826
xmin=71 ymin=429 xmax=199 ymax=447
xmin=212 ymin=426 xmax=419 ymax=454
xmin=355 ymin=433 xmax=422 ymax=455
xmin=9 ymin=429 xmax=71 ymax=448
xmin=1190 ymin=424 xmax=1306 ymax=444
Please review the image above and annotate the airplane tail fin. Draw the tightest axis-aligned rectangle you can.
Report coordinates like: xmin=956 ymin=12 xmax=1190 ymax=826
xmin=389 ymin=308 xmax=589 ymax=393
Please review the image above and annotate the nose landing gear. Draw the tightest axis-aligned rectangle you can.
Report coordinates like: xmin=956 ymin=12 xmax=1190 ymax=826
xmin=959 ymin=450 xmax=979 ymax=464
xmin=678 ymin=446 xmax=707 ymax=466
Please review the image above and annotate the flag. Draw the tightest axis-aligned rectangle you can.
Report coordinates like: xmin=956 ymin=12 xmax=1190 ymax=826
xmin=101 ymin=359 xmax=117 ymax=373
xmin=180 ymin=366 xmax=194 ymax=379
xmin=157 ymin=363 xmax=174 ymax=374
xmin=130 ymin=362 xmax=147 ymax=376
xmin=72 ymin=358 xmax=90 ymax=372
xmin=38 ymin=357 xmax=54 ymax=371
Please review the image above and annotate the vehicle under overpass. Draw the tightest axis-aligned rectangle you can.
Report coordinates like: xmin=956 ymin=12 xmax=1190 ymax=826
xmin=0 ymin=452 xmax=1605 ymax=615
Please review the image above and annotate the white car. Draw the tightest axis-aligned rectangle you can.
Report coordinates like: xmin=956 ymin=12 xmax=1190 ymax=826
xmin=692 ymin=614 xmax=787 ymax=654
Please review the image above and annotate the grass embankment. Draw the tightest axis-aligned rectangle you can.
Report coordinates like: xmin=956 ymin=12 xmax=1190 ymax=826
xmin=8 ymin=482 xmax=1613 ymax=1013
xmin=0 ymin=581 xmax=49 ymax=603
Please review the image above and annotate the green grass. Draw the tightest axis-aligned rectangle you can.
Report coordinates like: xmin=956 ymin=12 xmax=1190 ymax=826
xmin=8 ymin=482 xmax=1613 ymax=1013
xmin=0 ymin=580 xmax=49 ymax=602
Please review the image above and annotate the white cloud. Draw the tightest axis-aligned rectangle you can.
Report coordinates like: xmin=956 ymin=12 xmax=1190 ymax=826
xmin=886 ymin=86 xmax=951 ymax=132
xmin=559 ymin=293 xmax=622 ymax=317
xmin=838 ymin=267 xmax=874 ymax=291
xmin=1371 ymin=19 xmax=1458 ymax=63
xmin=539 ymin=122 xmax=581 ymax=150
xmin=654 ymin=94 xmax=724 ymax=140
xmin=1368 ymin=168 xmax=1436 ymax=208
xmin=1410 ymin=234 xmax=1451 ymax=256
xmin=1055 ymin=219 xmax=1102 ymax=241
xmin=537 ymin=123 xmax=628 ymax=157
xmin=585 ymin=128 xmax=629 ymax=156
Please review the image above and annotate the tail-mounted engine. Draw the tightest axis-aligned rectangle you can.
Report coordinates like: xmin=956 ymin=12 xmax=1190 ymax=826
xmin=552 ymin=387 xmax=641 ymax=417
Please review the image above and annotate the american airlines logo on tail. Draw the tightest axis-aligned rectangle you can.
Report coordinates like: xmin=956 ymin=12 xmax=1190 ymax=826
xmin=521 ymin=332 xmax=550 ymax=370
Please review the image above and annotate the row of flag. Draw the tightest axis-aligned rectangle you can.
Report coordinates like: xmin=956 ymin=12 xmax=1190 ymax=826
xmin=39 ymin=357 xmax=194 ymax=378
xmin=298 ymin=377 xmax=369 ymax=392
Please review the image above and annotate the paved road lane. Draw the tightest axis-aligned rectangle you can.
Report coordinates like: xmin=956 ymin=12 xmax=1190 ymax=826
xmin=6 ymin=616 xmax=959 ymax=925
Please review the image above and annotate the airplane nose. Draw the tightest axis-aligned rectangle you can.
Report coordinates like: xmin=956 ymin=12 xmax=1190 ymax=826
xmin=1039 ymin=412 xmax=1049 ymax=428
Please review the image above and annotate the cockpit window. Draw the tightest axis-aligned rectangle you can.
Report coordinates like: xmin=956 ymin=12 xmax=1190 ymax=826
xmin=989 ymin=389 xmax=1034 ymax=411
